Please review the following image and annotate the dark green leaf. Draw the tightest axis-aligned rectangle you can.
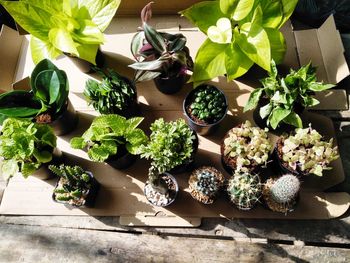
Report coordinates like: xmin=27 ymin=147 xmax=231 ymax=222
xmin=143 ymin=23 xmax=167 ymax=54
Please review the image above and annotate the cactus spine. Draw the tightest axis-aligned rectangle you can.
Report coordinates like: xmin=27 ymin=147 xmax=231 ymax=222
xmin=263 ymin=174 xmax=300 ymax=213
xmin=227 ymin=171 xmax=262 ymax=210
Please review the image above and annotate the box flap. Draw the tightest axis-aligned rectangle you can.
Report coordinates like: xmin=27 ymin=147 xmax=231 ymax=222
xmin=0 ymin=25 xmax=23 ymax=92
xmin=294 ymin=15 xmax=350 ymax=84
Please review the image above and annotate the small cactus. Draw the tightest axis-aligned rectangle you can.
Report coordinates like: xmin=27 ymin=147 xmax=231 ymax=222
xmin=188 ymin=166 xmax=225 ymax=204
xmin=227 ymin=171 xmax=262 ymax=210
xmin=49 ymin=164 xmax=93 ymax=207
xmin=263 ymin=174 xmax=301 ymax=213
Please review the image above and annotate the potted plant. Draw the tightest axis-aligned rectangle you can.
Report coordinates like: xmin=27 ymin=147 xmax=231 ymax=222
xmin=188 ymin=166 xmax=225 ymax=204
xmin=0 ymin=118 xmax=60 ymax=180
xmin=0 ymin=0 xmax=120 ymax=71
xmin=227 ymin=170 xmax=262 ymax=210
xmin=221 ymin=120 xmax=272 ymax=174
xmin=181 ymin=0 xmax=298 ymax=85
xmin=140 ymin=118 xmax=198 ymax=206
xmin=183 ymin=84 xmax=228 ymax=135
xmin=49 ymin=164 xmax=100 ymax=208
xmin=84 ymin=68 xmax=139 ymax=118
xmin=0 ymin=59 xmax=78 ymax=135
xmin=129 ymin=2 xmax=193 ymax=94
xmin=262 ymin=174 xmax=300 ymax=213
xmin=70 ymin=114 xmax=148 ymax=169
xmin=275 ymin=126 xmax=339 ymax=177
xmin=244 ymin=61 xmax=335 ymax=130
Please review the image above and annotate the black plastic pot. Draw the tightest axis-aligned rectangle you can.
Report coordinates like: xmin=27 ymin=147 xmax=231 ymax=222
xmin=52 ymin=171 xmax=100 ymax=208
xmin=105 ymin=145 xmax=137 ymax=170
xmin=144 ymin=172 xmax=179 ymax=207
xmin=66 ymin=48 xmax=105 ymax=74
xmin=153 ymin=74 xmax=185 ymax=94
xmin=168 ymin=130 xmax=199 ymax=174
xmin=183 ymin=84 xmax=228 ymax=136
xmin=49 ymin=99 xmax=78 ymax=136
xmin=33 ymin=148 xmax=63 ymax=180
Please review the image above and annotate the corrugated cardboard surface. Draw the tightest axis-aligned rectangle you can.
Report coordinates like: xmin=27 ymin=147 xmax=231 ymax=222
xmin=0 ymin=17 xmax=349 ymax=226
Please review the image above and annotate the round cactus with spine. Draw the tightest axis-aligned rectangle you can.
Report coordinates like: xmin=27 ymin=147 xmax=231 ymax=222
xmin=263 ymin=174 xmax=301 ymax=213
xmin=227 ymin=170 xmax=262 ymax=210
xmin=188 ymin=166 xmax=225 ymax=204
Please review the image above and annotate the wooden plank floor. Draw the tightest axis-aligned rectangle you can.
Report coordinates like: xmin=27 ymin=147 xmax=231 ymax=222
xmin=0 ymin=118 xmax=349 ymax=262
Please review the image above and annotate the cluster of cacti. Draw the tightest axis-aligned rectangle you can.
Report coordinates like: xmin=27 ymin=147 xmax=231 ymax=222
xmin=227 ymin=171 xmax=262 ymax=210
xmin=263 ymin=174 xmax=301 ymax=213
xmin=222 ymin=120 xmax=272 ymax=171
xmin=49 ymin=164 xmax=93 ymax=206
xmin=189 ymin=166 xmax=225 ymax=204
xmin=188 ymin=85 xmax=226 ymax=124
xmin=279 ymin=126 xmax=339 ymax=176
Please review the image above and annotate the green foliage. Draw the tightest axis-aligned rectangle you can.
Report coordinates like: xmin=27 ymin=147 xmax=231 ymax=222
xmin=0 ymin=59 xmax=69 ymax=122
xmin=84 ymin=68 xmax=136 ymax=114
xmin=0 ymin=118 xmax=57 ymax=179
xmin=188 ymin=85 xmax=227 ymax=124
xmin=244 ymin=61 xmax=335 ymax=129
xmin=49 ymin=164 xmax=92 ymax=206
xmin=70 ymin=114 xmax=148 ymax=162
xmin=280 ymin=126 xmax=339 ymax=176
xmin=227 ymin=170 xmax=262 ymax=210
xmin=0 ymin=0 xmax=120 ymax=64
xmin=269 ymin=174 xmax=300 ymax=204
xmin=181 ymin=0 xmax=298 ymax=84
xmin=129 ymin=2 xmax=193 ymax=82
xmin=140 ymin=118 xmax=196 ymax=182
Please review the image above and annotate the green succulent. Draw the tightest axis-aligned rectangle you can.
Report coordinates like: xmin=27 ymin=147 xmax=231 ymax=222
xmin=84 ymin=68 xmax=136 ymax=115
xmin=279 ymin=126 xmax=339 ymax=176
xmin=49 ymin=164 xmax=93 ymax=206
xmin=188 ymin=85 xmax=227 ymax=124
xmin=227 ymin=171 xmax=262 ymax=210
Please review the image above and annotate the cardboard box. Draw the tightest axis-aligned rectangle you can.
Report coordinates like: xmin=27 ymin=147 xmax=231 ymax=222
xmin=0 ymin=15 xmax=349 ymax=226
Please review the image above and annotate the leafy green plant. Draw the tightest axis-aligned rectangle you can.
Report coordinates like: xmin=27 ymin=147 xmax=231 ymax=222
xmin=84 ymin=68 xmax=137 ymax=114
xmin=244 ymin=61 xmax=335 ymax=129
xmin=188 ymin=166 xmax=225 ymax=204
xmin=70 ymin=114 xmax=148 ymax=162
xmin=263 ymin=174 xmax=300 ymax=213
xmin=181 ymin=0 xmax=298 ymax=84
xmin=277 ymin=125 xmax=339 ymax=176
xmin=0 ymin=118 xmax=57 ymax=179
xmin=227 ymin=170 xmax=262 ymax=210
xmin=140 ymin=118 xmax=196 ymax=192
xmin=187 ymin=85 xmax=227 ymax=124
xmin=222 ymin=120 xmax=272 ymax=172
xmin=49 ymin=164 xmax=94 ymax=206
xmin=0 ymin=0 xmax=120 ymax=64
xmin=129 ymin=2 xmax=193 ymax=82
xmin=0 ymin=59 xmax=69 ymax=123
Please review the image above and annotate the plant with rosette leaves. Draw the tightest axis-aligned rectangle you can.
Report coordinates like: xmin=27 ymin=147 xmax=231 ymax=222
xmin=181 ymin=0 xmax=298 ymax=85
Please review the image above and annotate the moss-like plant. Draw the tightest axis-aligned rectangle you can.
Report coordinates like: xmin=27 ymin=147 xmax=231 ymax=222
xmin=277 ymin=126 xmax=339 ymax=176
xmin=227 ymin=170 xmax=262 ymax=210
xmin=49 ymin=164 xmax=95 ymax=207
xmin=244 ymin=61 xmax=335 ymax=129
xmin=84 ymin=68 xmax=136 ymax=114
xmin=187 ymin=85 xmax=227 ymax=124
xmin=140 ymin=118 xmax=197 ymax=193
xmin=0 ymin=118 xmax=57 ymax=179
xmin=222 ymin=120 xmax=272 ymax=172
xmin=263 ymin=174 xmax=300 ymax=213
xmin=70 ymin=114 xmax=147 ymax=162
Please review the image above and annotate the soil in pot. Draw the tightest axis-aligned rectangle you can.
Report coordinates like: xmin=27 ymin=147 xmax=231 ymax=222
xmin=144 ymin=173 xmax=178 ymax=207
xmin=153 ymin=73 xmax=185 ymax=94
xmin=35 ymin=99 xmax=78 ymax=136
xmin=183 ymin=84 xmax=228 ymax=136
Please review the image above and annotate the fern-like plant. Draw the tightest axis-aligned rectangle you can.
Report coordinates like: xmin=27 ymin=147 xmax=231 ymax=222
xmin=84 ymin=68 xmax=137 ymax=115
xmin=70 ymin=114 xmax=148 ymax=162
xmin=0 ymin=118 xmax=57 ymax=179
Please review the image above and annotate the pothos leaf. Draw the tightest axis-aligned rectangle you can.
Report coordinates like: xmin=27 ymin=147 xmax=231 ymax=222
xmin=268 ymin=107 xmax=291 ymax=129
xmin=244 ymin=88 xmax=263 ymax=112
xmin=283 ymin=112 xmax=303 ymax=128
xmin=225 ymin=42 xmax=254 ymax=80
